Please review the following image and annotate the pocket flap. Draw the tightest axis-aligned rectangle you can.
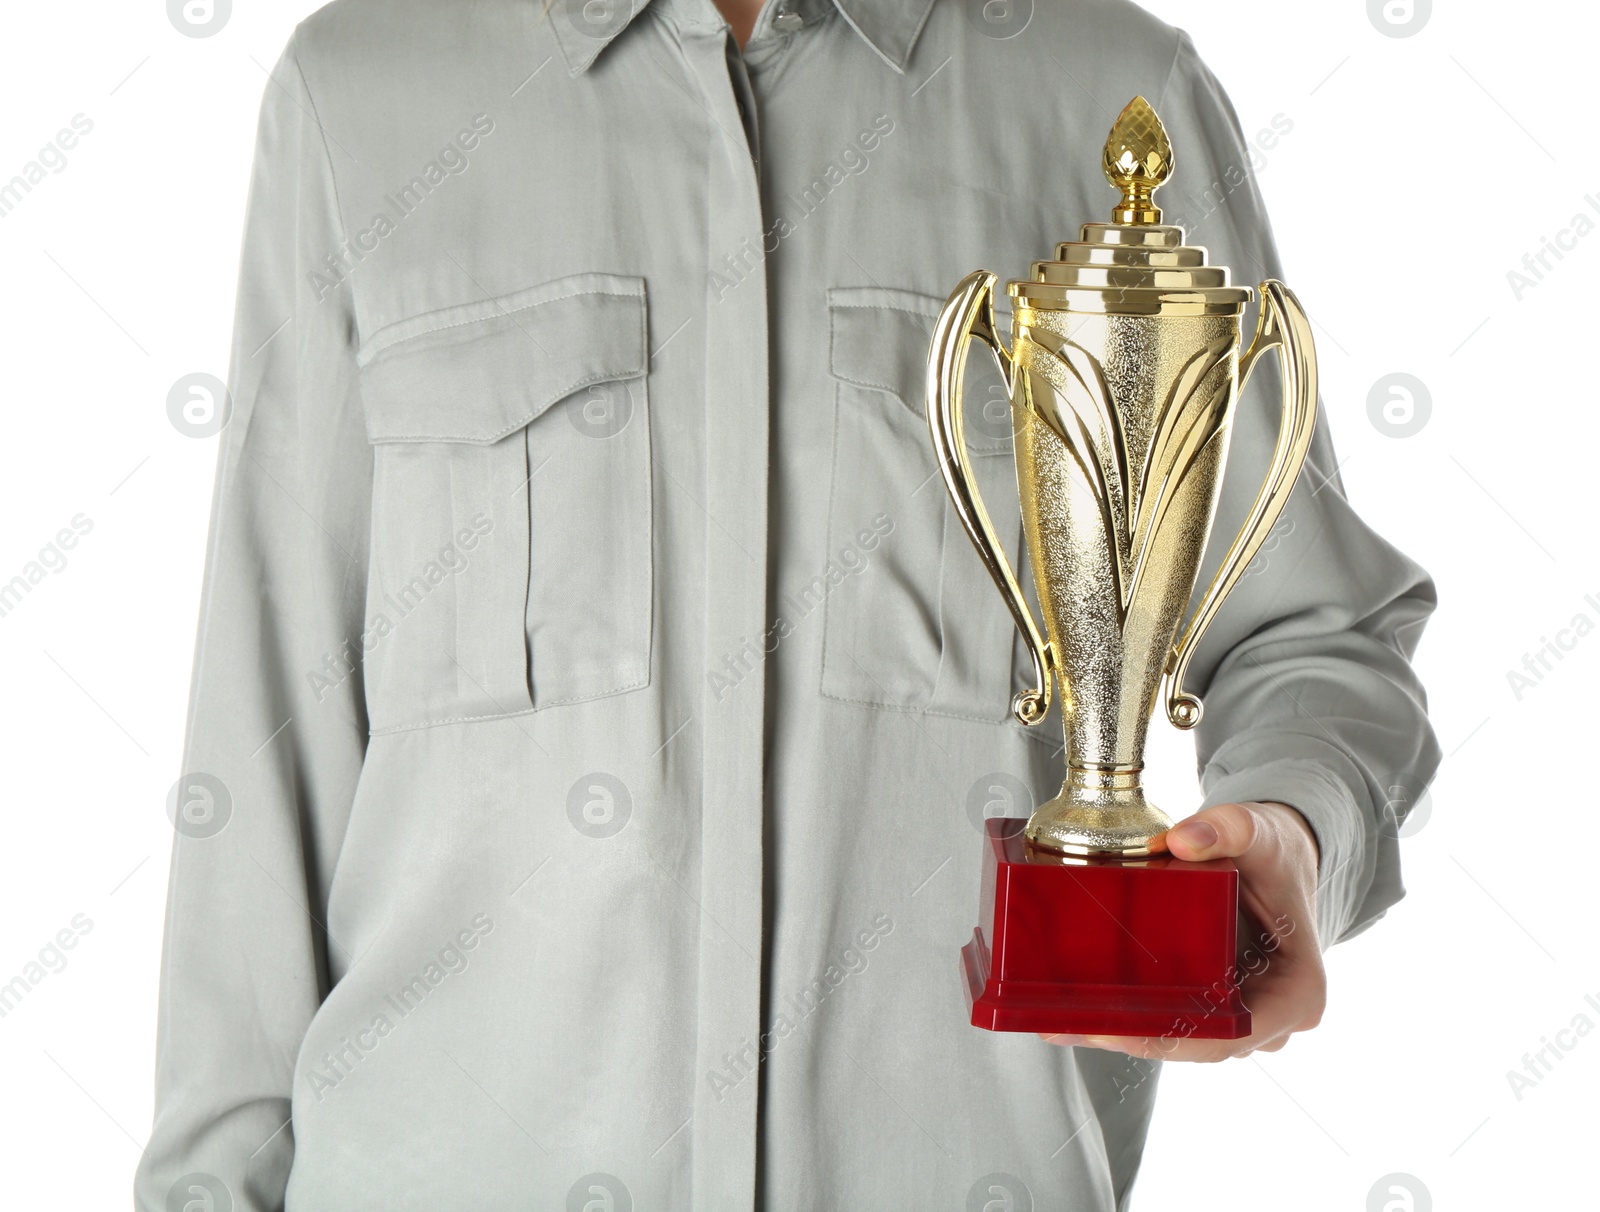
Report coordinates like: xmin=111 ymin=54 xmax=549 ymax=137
xmin=828 ymin=285 xmax=1014 ymax=455
xmin=359 ymin=272 xmax=647 ymax=444
xmin=827 ymin=287 xmax=943 ymax=418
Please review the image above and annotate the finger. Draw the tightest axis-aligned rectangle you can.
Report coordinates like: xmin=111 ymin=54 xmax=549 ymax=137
xmin=1152 ymin=1035 xmax=1277 ymax=1062
xmin=1062 ymin=948 xmax=1323 ymax=1062
xmin=1164 ymin=801 xmax=1259 ymax=862
xmin=1073 ymin=1014 xmax=1301 ymax=1063
xmin=1038 ymin=1033 xmax=1085 ymax=1047
xmin=1070 ymin=1034 xmax=1165 ymax=1060
xmin=1074 ymin=1033 xmax=1248 ymax=1063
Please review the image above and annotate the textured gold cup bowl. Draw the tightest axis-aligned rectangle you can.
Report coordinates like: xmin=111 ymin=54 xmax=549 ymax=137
xmin=1007 ymin=302 xmax=1241 ymax=857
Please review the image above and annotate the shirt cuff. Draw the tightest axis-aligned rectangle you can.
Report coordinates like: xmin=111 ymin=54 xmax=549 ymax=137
xmin=1198 ymin=734 xmax=1381 ymax=949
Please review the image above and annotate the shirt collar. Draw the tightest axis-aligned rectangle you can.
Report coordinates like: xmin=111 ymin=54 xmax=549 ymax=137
xmin=549 ymin=0 xmax=936 ymax=76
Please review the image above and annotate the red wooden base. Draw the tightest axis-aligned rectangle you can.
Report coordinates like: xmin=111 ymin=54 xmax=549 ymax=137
xmin=962 ymin=818 xmax=1251 ymax=1040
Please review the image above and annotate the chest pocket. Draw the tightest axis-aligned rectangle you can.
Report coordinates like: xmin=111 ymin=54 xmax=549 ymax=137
xmin=358 ymin=272 xmax=651 ymax=733
xmin=821 ymin=286 xmax=1025 ymax=723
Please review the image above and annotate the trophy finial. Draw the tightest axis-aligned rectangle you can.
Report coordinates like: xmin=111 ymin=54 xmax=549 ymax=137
xmin=1102 ymin=96 xmax=1173 ymax=226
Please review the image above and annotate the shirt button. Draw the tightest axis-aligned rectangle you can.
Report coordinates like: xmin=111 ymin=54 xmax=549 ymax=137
xmin=773 ymin=4 xmax=804 ymax=32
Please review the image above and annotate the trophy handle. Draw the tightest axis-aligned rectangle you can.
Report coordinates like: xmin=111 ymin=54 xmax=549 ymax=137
xmin=928 ymin=270 xmax=1054 ymax=727
xmin=1163 ymin=280 xmax=1319 ymax=729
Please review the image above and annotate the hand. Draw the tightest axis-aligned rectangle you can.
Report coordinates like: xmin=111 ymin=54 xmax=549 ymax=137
xmin=1039 ymin=801 xmax=1326 ymax=1062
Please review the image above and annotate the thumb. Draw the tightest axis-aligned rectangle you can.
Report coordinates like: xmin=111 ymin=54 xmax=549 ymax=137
xmin=1163 ymin=801 xmax=1259 ymax=862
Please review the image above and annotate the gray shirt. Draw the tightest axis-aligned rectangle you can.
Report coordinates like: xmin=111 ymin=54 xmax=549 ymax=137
xmin=134 ymin=1 xmax=1441 ymax=1208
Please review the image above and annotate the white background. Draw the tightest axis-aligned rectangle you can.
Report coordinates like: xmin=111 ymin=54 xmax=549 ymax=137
xmin=0 ymin=1 xmax=1592 ymax=1209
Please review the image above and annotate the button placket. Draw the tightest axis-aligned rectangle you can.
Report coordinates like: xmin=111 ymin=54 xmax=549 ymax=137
xmin=675 ymin=17 xmax=773 ymax=1211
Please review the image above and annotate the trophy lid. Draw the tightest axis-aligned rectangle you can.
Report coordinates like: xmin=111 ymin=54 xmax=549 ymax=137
xmin=1010 ymin=96 xmax=1252 ymax=316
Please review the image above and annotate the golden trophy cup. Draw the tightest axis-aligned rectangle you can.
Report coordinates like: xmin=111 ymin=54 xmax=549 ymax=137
xmin=932 ymin=97 xmax=1318 ymax=1037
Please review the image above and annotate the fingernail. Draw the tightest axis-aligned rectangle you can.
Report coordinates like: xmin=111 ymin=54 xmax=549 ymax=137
xmin=1043 ymin=1033 xmax=1085 ymax=1047
xmin=1170 ymin=820 xmax=1218 ymax=851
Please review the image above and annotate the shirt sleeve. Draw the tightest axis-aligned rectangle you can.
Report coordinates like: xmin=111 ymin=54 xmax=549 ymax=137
xmin=1155 ymin=30 xmax=1441 ymax=948
xmin=134 ymin=29 xmax=370 ymax=1211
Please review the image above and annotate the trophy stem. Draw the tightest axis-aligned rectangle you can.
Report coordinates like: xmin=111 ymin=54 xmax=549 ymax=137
xmin=1024 ymin=764 xmax=1175 ymax=859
